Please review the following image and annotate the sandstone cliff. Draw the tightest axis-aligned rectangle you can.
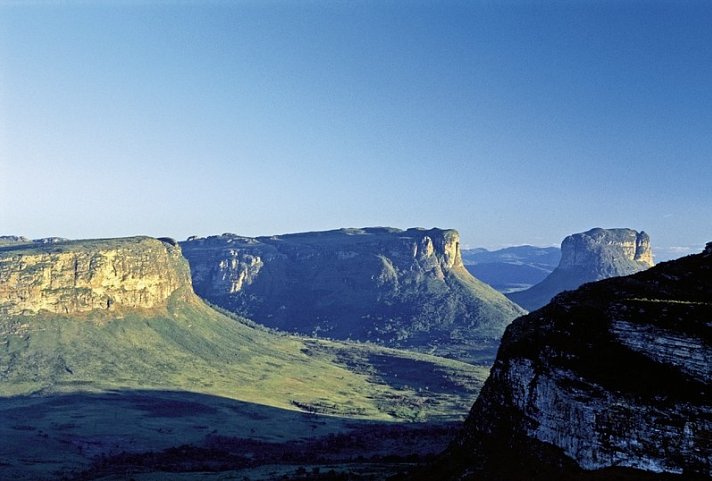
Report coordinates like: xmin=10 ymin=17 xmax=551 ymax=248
xmin=0 ymin=234 xmax=488 ymax=426
xmin=427 ymin=242 xmax=711 ymax=480
xmin=508 ymin=228 xmax=654 ymax=311
xmin=0 ymin=237 xmax=191 ymax=316
xmin=181 ymin=227 xmax=525 ymax=361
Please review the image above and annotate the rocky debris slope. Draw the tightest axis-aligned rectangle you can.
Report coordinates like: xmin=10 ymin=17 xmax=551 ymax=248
xmin=508 ymin=228 xmax=654 ymax=311
xmin=0 ymin=237 xmax=191 ymax=316
xmin=426 ymin=242 xmax=711 ymax=480
xmin=181 ymin=227 xmax=524 ymax=361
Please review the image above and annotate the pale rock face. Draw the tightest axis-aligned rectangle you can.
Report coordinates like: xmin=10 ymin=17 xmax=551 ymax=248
xmin=558 ymin=228 xmax=653 ymax=272
xmin=449 ymin=244 xmax=712 ymax=479
xmin=215 ymin=252 xmax=265 ymax=293
xmin=0 ymin=237 xmax=191 ymax=316
xmin=492 ymin=357 xmax=709 ymax=474
xmin=610 ymin=319 xmax=711 ymax=384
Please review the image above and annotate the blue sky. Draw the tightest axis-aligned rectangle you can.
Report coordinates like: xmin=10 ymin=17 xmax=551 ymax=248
xmin=1 ymin=1 xmax=710 ymax=260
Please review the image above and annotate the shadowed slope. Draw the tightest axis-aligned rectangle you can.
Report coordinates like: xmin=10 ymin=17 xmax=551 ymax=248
xmin=181 ymin=227 xmax=524 ymax=362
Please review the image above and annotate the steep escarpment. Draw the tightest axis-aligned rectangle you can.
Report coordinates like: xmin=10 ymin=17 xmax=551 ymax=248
xmin=0 ymin=235 xmax=487 ymax=422
xmin=0 ymin=237 xmax=191 ymax=316
xmin=508 ymin=228 xmax=654 ymax=311
xmin=427 ymin=243 xmax=711 ymax=480
xmin=181 ymin=227 xmax=524 ymax=361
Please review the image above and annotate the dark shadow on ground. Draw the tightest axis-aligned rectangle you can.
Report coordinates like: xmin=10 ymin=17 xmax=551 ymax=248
xmin=0 ymin=389 xmax=459 ymax=481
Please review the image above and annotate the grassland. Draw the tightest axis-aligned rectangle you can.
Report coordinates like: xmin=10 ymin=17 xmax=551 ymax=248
xmin=0 ymin=237 xmax=492 ymax=480
xmin=0 ymin=290 xmax=486 ymax=416
xmin=0 ymin=291 xmax=487 ymax=479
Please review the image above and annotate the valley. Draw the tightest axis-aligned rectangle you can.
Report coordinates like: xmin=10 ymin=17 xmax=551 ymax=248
xmin=3 ymin=3 xmax=709 ymax=480
xmin=0 ymin=232 xmax=706 ymax=481
xmin=0 ymin=236 xmax=487 ymax=480
xmin=462 ymin=245 xmax=560 ymax=294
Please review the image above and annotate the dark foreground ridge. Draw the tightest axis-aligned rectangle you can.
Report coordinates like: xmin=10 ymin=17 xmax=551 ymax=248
xmin=181 ymin=227 xmax=524 ymax=362
xmin=413 ymin=242 xmax=711 ymax=480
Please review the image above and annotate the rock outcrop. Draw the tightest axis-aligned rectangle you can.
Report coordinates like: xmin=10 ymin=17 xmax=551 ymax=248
xmin=0 ymin=237 xmax=191 ymax=316
xmin=181 ymin=227 xmax=525 ymax=361
xmin=508 ymin=228 xmax=654 ymax=311
xmin=425 ymin=243 xmax=711 ymax=480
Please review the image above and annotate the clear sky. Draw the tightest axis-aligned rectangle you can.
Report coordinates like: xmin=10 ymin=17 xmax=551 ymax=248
xmin=1 ymin=1 xmax=710 ymax=260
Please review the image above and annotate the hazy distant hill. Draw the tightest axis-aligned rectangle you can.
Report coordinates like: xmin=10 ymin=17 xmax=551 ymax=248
xmin=462 ymin=246 xmax=560 ymax=293
xmin=507 ymin=228 xmax=654 ymax=311
xmin=418 ymin=242 xmax=711 ymax=480
xmin=181 ymin=227 xmax=525 ymax=362
xmin=0 ymin=235 xmax=69 ymax=247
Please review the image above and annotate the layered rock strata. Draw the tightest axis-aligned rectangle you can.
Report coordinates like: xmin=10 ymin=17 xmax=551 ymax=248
xmin=431 ymin=243 xmax=711 ymax=480
xmin=0 ymin=237 xmax=191 ymax=316
xmin=181 ymin=227 xmax=524 ymax=359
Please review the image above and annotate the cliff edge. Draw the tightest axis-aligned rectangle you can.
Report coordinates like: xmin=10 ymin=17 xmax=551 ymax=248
xmin=181 ymin=227 xmax=525 ymax=361
xmin=0 ymin=237 xmax=191 ymax=316
xmin=425 ymin=242 xmax=711 ymax=480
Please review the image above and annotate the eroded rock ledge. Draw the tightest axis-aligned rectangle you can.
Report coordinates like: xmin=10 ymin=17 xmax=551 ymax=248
xmin=181 ymin=227 xmax=524 ymax=358
xmin=0 ymin=237 xmax=191 ymax=316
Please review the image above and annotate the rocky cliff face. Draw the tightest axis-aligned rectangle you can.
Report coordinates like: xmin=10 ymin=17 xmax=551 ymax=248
xmin=557 ymin=228 xmax=653 ymax=272
xmin=181 ymin=227 xmax=524 ymax=361
xmin=508 ymin=228 xmax=654 ymax=311
xmin=430 ymin=243 xmax=711 ymax=480
xmin=0 ymin=237 xmax=191 ymax=316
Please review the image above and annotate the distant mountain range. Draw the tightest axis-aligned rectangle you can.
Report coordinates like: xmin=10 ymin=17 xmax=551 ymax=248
xmin=507 ymin=228 xmax=654 ymax=311
xmin=181 ymin=227 xmax=525 ymax=362
xmin=415 ymin=241 xmax=711 ymax=480
xmin=461 ymin=245 xmax=561 ymax=294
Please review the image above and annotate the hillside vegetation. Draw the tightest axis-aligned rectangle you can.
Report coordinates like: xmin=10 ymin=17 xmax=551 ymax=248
xmin=0 ymin=237 xmax=488 ymax=479
xmin=181 ymin=228 xmax=524 ymax=362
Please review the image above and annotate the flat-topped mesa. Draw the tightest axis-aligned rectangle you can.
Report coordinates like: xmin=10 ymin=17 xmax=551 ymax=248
xmin=0 ymin=237 xmax=192 ymax=316
xmin=421 ymin=228 xmax=464 ymax=269
xmin=508 ymin=228 xmax=654 ymax=312
xmin=181 ymin=227 xmax=522 ymax=360
xmin=558 ymin=228 xmax=653 ymax=274
xmin=185 ymin=227 xmax=465 ymax=296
